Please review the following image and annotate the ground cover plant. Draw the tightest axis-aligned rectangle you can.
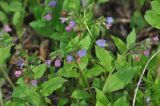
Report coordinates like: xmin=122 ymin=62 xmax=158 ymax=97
xmin=0 ymin=0 xmax=160 ymax=106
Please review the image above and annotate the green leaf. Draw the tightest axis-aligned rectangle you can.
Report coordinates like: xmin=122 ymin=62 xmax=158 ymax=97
xmin=97 ymin=0 xmax=109 ymax=4
xmin=126 ymin=28 xmax=136 ymax=48
xmin=145 ymin=10 xmax=160 ymax=29
xmin=95 ymin=46 xmax=114 ymax=72
xmin=32 ymin=64 xmax=47 ymax=79
xmin=58 ymin=67 xmax=79 ymax=78
xmin=80 ymin=35 xmax=91 ymax=50
xmin=0 ymin=11 xmax=8 ymax=23
xmin=95 ymin=88 xmax=111 ymax=106
xmin=102 ymin=66 xmax=139 ymax=93
xmin=71 ymin=90 xmax=90 ymax=100
xmin=26 ymin=90 xmax=44 ymax=106
xmin=63 ymin=0 xmax=80 ymax=12
xmin=41 ymin=77 xmax=66 ymax=96
xmin=12 ymin=12 xmax=24 ymax=35
xmin=115 ymin=53 xmax=127 ymax=70
xmin=113 ymin=96 xmax=129 ymax=106
xmin=85 ymin=65 xmax=105 ymax=78
xmin=0 ymin=46 xmax=11 ymax=65
xmin=151 ymin=0 xmax=160 ymax=15
xmin=78 ymin=56 xmax=88 ymax=70
xmin=0 ymin=2 xmax=10 ymax=13
xmin=12 ymin=85 xmax=44 ymax=106
xmin=9 ymin=2 xmax=24 ymax=12
xmin=111 ymin=36 xmax=126 ymax=54
xmin=0 ymin=33 xmax=12 ymax=47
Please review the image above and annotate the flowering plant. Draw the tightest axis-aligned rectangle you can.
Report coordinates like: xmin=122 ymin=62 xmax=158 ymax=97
xmin=0 ymin=0 xmax=160 ymax=106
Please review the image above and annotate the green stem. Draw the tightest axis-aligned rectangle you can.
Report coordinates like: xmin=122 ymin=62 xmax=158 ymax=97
xmin=132 ymin=48 xmax=160 ymax=106
xmin=0 ymin=66 xmax=15 ymax=89
xmin=79 ymin=68 xmax=92 ymax=94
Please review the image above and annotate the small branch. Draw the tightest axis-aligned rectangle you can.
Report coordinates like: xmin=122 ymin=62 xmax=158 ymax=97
xmin=0 ymin=66 xmax=15 ymax=89
xmin=132 ymin=48 xmax=160 ymax=106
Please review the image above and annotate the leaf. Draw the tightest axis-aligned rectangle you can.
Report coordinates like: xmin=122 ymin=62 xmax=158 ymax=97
xmin=151 ymin=0 xmax=160 ymax=15
xmin=63 ymin=0 xmax=80 ymax=12
xmin=9 ymin=2 xmax=24 ymax=12
xmin=112 ymin=96 xmax=129 ymax=106
xmin=12 ymin=12 xmax=24 ymax=35
xmin=0 ymin=33 xmax=12 ymax=47
xmin=97 ymin=0 xmax=109 ymax=4
xmin=71 ymin=90 xmax=90 ymax=100
xmin=41 ymin=77 xmax=66 ymax=96
xmin=12 ymin=85 xmax=44 ymax=106
xmin=0 ymin=2 xmax=10 ymax=13
xmin=95 ymin=88 xmax=111 ymax=106
xmin=80 ymin=35 xmax=91 ymax=50
xmin=32 ymin=64 xmax=47 ymax=79
xmin=126 ymin=28 xmax=136 ymax=49
xmin=92 ymin=78 xmax=103 ymax=90
xmin=115 ymin=53 xmax=127 ymax=70
xmin=111 ymin=36 xmax=126 ymax=54
xmin=102 ymin=66 xmax=139 ymax=93
xmin=145 ymin=10 xmax=160 ymax=29
xmin=85 ymin=65 xmax=105 ymax=78
xmin=58 ymin=68 xmax=79 ymax=78
xmin=78 ymin=56 xmax=88 ymax=71
xmin=95 ymin=46 xmax=114 ymax=72
xmin=0 ymin=11 xmax=8 ymax=23
xmin=30 ymin=20 xmax=53 ymax=36
xmin=0 ymin=46 xmax=11 ymax=65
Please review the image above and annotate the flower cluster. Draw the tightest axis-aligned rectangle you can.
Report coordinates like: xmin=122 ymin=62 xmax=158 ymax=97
xmin=65 ymin=20 xmax=76 ymax=32
xmin=96 ymin=39 xmax=106 ymax=48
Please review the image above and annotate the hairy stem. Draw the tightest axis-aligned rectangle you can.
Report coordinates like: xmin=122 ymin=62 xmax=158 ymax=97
xmin=132 ymin=48 xmax=160 ymax=106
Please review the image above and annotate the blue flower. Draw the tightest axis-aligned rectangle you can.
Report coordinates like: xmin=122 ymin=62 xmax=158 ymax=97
xmin=67 ymin=55 xmax=73 ymax=63
xmin=69 ymin=20 xmax=76 ymax=28
xmin=49 ymin=1 xmax=57 ymax=7
xmin=77 ymin=49 xmax=86 ymax=57
xmin=106 ymin=17 xmax=113 ymax=25
xmin=96 ymin=39 xmax=106 ymax=48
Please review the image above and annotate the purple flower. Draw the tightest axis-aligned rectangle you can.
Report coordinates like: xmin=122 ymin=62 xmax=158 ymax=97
xmin=60 ymin=17 xmax=68 ymax=23
xmin=69 ymin=20 xmax=76 ymax=28
xmin=31 ymin=80 xmax=38 ymax=86
xmin=55 ymin=58 xmax=61 ymax=67
xmin=96 ymin=39 xmax=106 ymax=48
xmin=49 ymin=1 xmax=57 ymax=7
xmin=45 ymin=60 xmax=52 ymax=65
xmin=67 ymin=55 xmax=73 ymax=63
xmin=106 ymin=17 xmax=113 ymax=25
xmin=77 ymin=49 xmax=86 ymax=57
xmin=44 ymin=13 xmax=52 ymax=21
xmin=143 ymin=49 xmax=150 ymax=57
xmin=65 ymin=26 xmax=71 ymax=32
xmin=15 ymin=70 xmax=22 ymax=78
xmin=3 ymin=25 xmax=12 ymax=32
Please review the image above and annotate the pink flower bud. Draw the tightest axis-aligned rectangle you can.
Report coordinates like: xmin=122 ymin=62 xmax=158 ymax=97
xmin=14 ymin=70 xmax=22 ymax=78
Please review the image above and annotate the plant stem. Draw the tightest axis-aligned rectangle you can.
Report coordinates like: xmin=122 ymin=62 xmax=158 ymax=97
xmin=132 ymin=48 xmax=160 ymax=106
xmin=0 ymin=66 xmax=15 ymax=89
xmin=84 ymin=21 xmax=93 ymax=37
xmin=0 ymin=89 xmax=3 ymax=106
